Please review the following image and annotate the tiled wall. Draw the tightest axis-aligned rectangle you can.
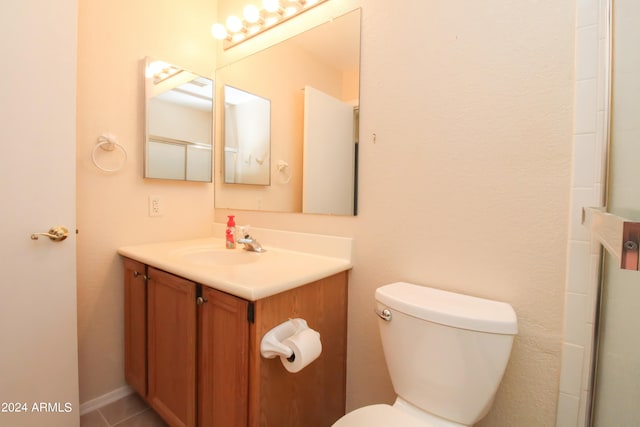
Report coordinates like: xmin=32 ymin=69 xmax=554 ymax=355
xmin=556 ymin=0 xmax=610 ymax=426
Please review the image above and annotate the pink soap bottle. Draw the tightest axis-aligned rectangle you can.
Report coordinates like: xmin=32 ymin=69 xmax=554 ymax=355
xmin=225 ymin=215 xmax=236 ymax=249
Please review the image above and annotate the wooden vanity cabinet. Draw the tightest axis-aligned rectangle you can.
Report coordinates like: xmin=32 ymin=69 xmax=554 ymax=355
xmin=123 ymin=257 xmax=347 ymax=427
xmin=249 ymin=271 xmax=348 ymax=427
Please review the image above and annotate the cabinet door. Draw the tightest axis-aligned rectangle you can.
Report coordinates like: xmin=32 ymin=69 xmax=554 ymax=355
xmin=147 ymin=267 xmax=197 ymax=427
xmin=123 ymin=258 xmax=147 ymax=397
xmin=198 ymin=287 xmax=249 ymax=426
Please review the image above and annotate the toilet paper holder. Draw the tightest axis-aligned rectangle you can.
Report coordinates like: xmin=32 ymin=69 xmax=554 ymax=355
xmin=260 ymin=318 xmax=309 ymax=361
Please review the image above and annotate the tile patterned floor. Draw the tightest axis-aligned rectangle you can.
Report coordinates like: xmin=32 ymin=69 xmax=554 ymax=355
xmin=80 ymin=393 xmax=168 ymax=427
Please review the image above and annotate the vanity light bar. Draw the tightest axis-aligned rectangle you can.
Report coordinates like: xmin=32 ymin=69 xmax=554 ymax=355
xmin=146 ymin=60 xmax=183 ymax=84
xmin=211 ymin=0 xmax=328 ymax=49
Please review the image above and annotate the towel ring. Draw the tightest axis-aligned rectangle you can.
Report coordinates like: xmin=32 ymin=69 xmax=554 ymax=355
xmin=91 ymin=133 xmax=127 ymax=172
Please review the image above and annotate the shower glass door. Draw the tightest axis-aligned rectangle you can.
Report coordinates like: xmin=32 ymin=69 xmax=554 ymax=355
xmin=591 ymin=0 xmax=640 ymax=425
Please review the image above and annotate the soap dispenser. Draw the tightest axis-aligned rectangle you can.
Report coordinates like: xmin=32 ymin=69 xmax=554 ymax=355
xmin=225 ymin=215 xmax=236 ymax=249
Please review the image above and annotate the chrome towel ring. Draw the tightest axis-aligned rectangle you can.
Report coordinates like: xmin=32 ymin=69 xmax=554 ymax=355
xmin=91 ymin=133 xmax=127 ymax=172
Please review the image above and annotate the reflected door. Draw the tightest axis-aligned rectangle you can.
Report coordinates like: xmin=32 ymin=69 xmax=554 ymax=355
xmin=592 ymin=0 xmax=640 ymax=424
xmin=303 ymin=86 xmax=355 ymax=215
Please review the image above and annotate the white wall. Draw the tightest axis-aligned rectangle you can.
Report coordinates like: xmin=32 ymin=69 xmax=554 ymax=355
xmin=148 ymin=99 xmax=211 ymax=145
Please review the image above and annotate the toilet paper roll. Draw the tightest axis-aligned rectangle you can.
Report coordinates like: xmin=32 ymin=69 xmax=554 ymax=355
xmin=280 ymin=328 xmax=322 ymax=373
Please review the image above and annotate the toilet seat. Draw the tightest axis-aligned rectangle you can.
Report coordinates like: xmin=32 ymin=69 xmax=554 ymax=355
xmin=333 ymin=404 xmax=434 ymax=427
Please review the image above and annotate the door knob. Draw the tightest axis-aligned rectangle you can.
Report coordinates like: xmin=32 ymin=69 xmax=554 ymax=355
xmin=30 ymin=226 xmax=69 ymax=242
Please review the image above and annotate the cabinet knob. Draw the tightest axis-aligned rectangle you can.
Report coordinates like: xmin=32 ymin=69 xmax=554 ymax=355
xmin=196 ymin=296 xmax=208 ymax=305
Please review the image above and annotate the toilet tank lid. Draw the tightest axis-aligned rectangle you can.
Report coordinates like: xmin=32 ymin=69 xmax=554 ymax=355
xmin=375 ymin=282 xmax=518 ymax=335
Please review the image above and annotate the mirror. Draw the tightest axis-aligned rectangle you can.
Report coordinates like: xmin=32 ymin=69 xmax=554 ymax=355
xmin=144 ymin=58 xmax=213 ymax=182
xmin=215 ymin=8 xmax=361 ymax=215
xmin=224 ymin=85 xmax=271 ymax=185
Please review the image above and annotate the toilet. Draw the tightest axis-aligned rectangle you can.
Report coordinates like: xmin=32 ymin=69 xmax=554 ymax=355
xmin=334 ymin=282 xmax=518 ymax=427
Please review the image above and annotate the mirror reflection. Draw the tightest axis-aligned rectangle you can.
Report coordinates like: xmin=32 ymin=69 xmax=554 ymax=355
xmin=144 ymin=58 xmax=213 ymax=182
xmin=214 ymin=8 xmax=361 ymax=215
xmin=224 ymin=85 xmax=271 ymax=185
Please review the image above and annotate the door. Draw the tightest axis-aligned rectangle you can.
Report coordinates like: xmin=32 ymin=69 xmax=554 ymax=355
xmin=0 ymin=1 xmax=79 ymax=427
xmin=303 ymin=86 xmax=356 ymax=215
xmin=591 ymin=0 xmax=640 ymax=424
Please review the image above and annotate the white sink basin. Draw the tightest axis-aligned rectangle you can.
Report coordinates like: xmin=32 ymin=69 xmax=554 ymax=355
xmin=118 ymin=231 xmax=353 ymax=300
xmin=172 ymin=246 xmax=260 ymax=266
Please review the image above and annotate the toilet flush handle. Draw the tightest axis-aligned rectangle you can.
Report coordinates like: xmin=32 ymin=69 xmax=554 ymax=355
xmin=375 ymin=308 xmax=392 ymax=322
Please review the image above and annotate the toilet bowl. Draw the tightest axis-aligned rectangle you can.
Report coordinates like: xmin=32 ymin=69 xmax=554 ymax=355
xmin=333 ymin=282 xmax=517 ymax=426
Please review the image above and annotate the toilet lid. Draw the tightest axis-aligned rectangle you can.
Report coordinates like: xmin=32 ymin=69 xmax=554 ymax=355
xmin=333 ymin=404 xmax=434 ymax=427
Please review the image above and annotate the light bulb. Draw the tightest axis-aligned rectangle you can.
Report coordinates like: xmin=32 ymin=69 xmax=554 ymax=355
xmin=146 ymin=63 xmax=159 ymax=78
xmin=264 ymin=16 xmax=278 ymax=26
xmin=226 ymin=15 xmax=243 ymax=33
xmin=284 ymin=6 xmax=297 ymax=16
xmin=263 ymin=0 xmax=280 ymax=13
xmin=211 ymin=23 xmax=228 ymax=40
xmin=243 ymin=5 xmax=260 ymax=23
xmin=146 ymin=61 xmax=168 ymax=78
xmin=226 ymin=15 xmax=243 ymax=32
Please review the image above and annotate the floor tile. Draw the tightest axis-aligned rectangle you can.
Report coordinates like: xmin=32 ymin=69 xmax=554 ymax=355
xmin=98 ymin=393 xmax=149 ymax=425
xmin=80 ymin=410 xmax=109 ymax=427
xmin=114 ymin=408 xmax=169 ymax=427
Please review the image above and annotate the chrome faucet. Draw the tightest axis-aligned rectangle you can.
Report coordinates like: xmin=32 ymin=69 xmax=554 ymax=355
xmin=237 ymin=234 xmax=266 ymax=253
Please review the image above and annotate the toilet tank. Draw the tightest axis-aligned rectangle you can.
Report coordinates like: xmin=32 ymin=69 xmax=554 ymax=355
xmin=375 ymin=282 xmax=517 ymax=425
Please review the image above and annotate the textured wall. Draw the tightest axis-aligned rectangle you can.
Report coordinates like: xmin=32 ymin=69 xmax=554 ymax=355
xmin=215 ymin=0 xmax=575 ymax=425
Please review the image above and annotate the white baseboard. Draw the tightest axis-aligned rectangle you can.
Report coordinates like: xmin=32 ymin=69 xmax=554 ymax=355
xmin=79 ymin=385 xmax=134 ymax=415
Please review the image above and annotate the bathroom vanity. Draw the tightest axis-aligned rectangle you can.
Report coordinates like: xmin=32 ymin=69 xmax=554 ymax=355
xmin=119 ymin=230 xmax=352 ymax=427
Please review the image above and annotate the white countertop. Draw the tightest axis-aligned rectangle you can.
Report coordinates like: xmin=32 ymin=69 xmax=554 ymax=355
xmin=118 ymin=229 xmax=352 ymax=301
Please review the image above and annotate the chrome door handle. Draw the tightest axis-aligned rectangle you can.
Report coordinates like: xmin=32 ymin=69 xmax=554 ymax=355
xmin=30 ymin=226 xmax=69 ymax=242
xmin=375 ymin=308 xmax=392 ymax=322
